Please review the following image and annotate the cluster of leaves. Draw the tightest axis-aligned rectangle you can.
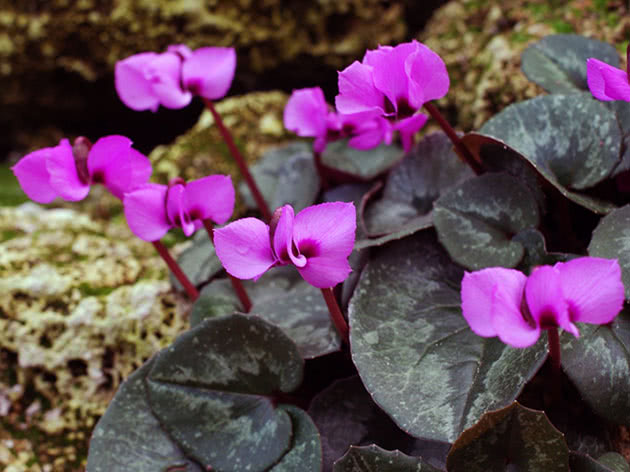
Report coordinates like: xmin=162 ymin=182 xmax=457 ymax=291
xmin=87 ymin=35 xmax=630 ymax=471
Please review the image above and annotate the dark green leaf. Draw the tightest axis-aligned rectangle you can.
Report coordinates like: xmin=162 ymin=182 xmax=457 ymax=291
xmin=479 ymin=93 xmax=621 ymax=195
xmin=361 ymin=132 xmax=473 ymax=239
xmin=570 ymin=452 xmax=630 ymax=472
xmin=513 ymin=228 xmax=570 ymax=273
xmin=348 ymin=232 xmax=548 ymax=443
xmin=172 ymin=230 xmax=223 ymax=290
xmin=269 ymin=405 xmax=323 ymax=471
xmin=521 ymin=34 xmax=619 ymax=93
xmin=333 ymin=445 xmax=441 ymax=472
xmin=86 ymin=359 xmax=203 ymax=472
xmin=433 ymin=173 xmax=540 ymax=270
xmin=239 ymin=142 xmax=320 ymax=212
xmin=321 ymin=140 xmax=404 ymax=181
xmin=446 ymin=402 xmax=569 ymax=472
xmin=561 ymin=308 xmax=630 ymax=424
xmin=589 ymin=204 xmax=630 ymax=298
xmin=147 ymin=315 xmax=304 ymax=472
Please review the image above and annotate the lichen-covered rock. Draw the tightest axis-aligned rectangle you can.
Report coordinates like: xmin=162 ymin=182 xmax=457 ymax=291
xmin=419 ymin=0 xmax=630 ymax=130
xmin=0 ymin=203 xmax=193 ymax=468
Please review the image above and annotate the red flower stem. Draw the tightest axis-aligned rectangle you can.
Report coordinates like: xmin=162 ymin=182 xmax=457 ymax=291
xmin=313 ymin=151 xmax=329 ymax=190
xmin=423 ymin=102 xmax=483 ymax=175
xmin=202 ymin=220 xmax=252 ymax=313
xmin=321 ymin=288 xmax=349 ymax=342
xmin=547 ymin=328 xmax=563 ymax=402
xmin=203 ymin=98 xmax=272 ymax=222
xmin=152 ymin=241 xmax=199 ymax=301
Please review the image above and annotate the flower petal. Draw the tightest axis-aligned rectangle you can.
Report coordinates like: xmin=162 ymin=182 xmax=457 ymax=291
xmin=12 ymin=147 xmax=58 ymax=203
xmin=406 ymin=42 xmax=450 ymax=105
xmin=587 ymin=58 xmax=630 ymax=102
xmin=272 ymin=205 xmax=296 ymax=264
xmin=284 ymin=87 xmax=329 ymax=139
xmin=45 ymin=139 xmax=90 ymax=201
xmin=491 ymin=282 xmax=541 ymax=348
xmin=526 ymin=265 xmax=578 ymax=337
xmin=555 ymin=257 xmax=624 ymax=324
xmin=146 ymin=52 xmax=193 ymax=109
xmin=367 ymin=41 xmax=418 ymax=112
xmin=182 ymin=47 xmax=236 ymax=100
xmin=167 ymin=184 xmax=195 ymax=236
xmin=347 ymin=116 xmax=390 ymax=150
xmin=87 ymin=135 xmax=151 ymax=199
xmin=184 ymin=174 xmax=235 ymax=224
xmin=461 ymin=267 xmax=527 ymax=338
xmin=123 ymin=184 xmax=171 ymax=241
xmin=297 ymin=255 xmax=352 ymax=288
xmin=214 ymin=218 xmax=276 ymax=280
xmin=115 ymin=52 xmax=161 ymax=112
xmin=293 ymin=202 xmax=356 ymax=262
xmin=393 ymin=113 xmax=428 ymax=152
xmin=335 ymin=61 xmax=384 ymax=116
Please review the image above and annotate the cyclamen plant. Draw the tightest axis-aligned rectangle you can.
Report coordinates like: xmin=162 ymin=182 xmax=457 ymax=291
xmin=15 ymin=33 xmax=630 ymax=471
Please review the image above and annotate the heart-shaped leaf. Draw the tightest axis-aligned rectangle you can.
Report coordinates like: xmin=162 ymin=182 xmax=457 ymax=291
xmin=433 ymin=172 xmax=540 ymax=270
xmin=86 ymin=359 xmax=203 ymax=472
xmin=333 ymin=445 xmax=441 ymax=472
xmin=348 ymin=231 xmax=548 ymax=443
xmin=446 ymin=402 xmax=569 ymax=472
xmin=270 ymin=405 xmax=323 ymax=471
xmin=239 ymin=142 xmax=320 ymax=213
xmin=479 ymin=93 xmax=621 ymax=196
xmin=589 ymin=204 xmax=630 ymax=298
xmin=172 ymin=229 xmax=223 ymax=290
xmin=570 ymin=452 xmax=630 ymax=472
xmin=321 ymin=140 xmax=404 ymax=181
xmin=191 ymin=267 xmax=341 ymax=358
xmin=560 ymin=308 xmax=630 ymax=425
xmin=146 ymin=314 xmax=304 ymax=472
xmin=521 ymin=34 xmax=620 ymax=94
xmin=361 ymin=132 xmax=473 ymax=239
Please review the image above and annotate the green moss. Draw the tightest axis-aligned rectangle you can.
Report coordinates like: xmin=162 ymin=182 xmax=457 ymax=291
xmin=511 ymin=31 xmax=534 ymax=43
xmin=551 ymin=20 xmax=574 ymax=33
xmin=0 ymin=165 xmax=28 ymax=206
xmin=1 ymin=229 xmax=21 ymax=241
xmin=77 ymin=283 xmax=116 ymax=297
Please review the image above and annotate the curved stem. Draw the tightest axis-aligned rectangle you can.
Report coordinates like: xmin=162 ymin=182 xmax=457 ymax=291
xmin=547 ymin=328 xmax=562 ymax=403
xmin=152 ymin=241 xmax=199 ymax=301
xmin=423 ymin=102 xmax=483 ymax=175
xmin=203 ymin=220 xmax=252 ymax=313
xmin=203 ymin=99 xmax=272 ymax=221
xmin=321 ymin=288 xmax=349 ymax=342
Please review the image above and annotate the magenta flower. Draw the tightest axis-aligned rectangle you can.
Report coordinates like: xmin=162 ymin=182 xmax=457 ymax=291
xmin=335 ymin=40 xmax=449 ymax=150
xmin=12 ymin=135 xmax=151 ymax=203
xmin=115 ymin=45 xmax=236 ymax=112
xmin=123 ymin=175 xmax=235 ymax=242
xmin=461 ymin=257 xmax=624 ymax=348
xmin=587 ymin=58 xmax=630 ymax=101
xmin=214 ymin=202 xmax=356 ymax=288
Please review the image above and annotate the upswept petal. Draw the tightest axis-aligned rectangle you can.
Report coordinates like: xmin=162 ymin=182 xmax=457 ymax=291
xmin=335 ymin=61 xmax=384 ymax=116
xmin=45 ymin=139 xmax=90 ymax=201
xmin=297 ymin=255 xmax=352 ymax=288
xmin=368 ymin=42 xmax=418 ymax=113
xmin=347 ymin=116 xmax=389 ymax=150
xmin=272 ymin=205 xmax=296 ymax=265
xmin=166 ymin=184 xmax=195 ymax=236
xmin=184 ymin=174 xmax=235 ymax=224
xmin=292 ymin=202 xmax=356 ymax=261
xmin=182 ymin=47 xmax=236 ymax=100
xmin=526 ymin=266 xmax=578 ymax=337
xmin=12 ymin=147 xmax=58 ymax=203
xmin=146 ymin=52 xmax=193 ymax=109
xmin=491 ymin=282 xmax=540 ymax=348
xmin=167 ymin=44 xmax=193 ymax=60
xmin=587 ymin=58 xmax=630 ymax=102
xmin=461 ymin=267 xmax=527 ymax=338
xmin=555 ymin=257 xmax=624 ymax=324
xmin=393 ymin=113 xmax=428 ymax=152
xmin=123 ymin=184 xmax=171 ymax=241
xmin=214 ymin=218 xmax=276 ymax=280
xmin=115 ymin=52 xmax=160 ymax=112
xmin=284 ymin=87 xmax=329 ymax=139
xmin=126 ymin=147 xmax=153 ymax=191
xmin=406 ymin=42 xmax=450 ymax=105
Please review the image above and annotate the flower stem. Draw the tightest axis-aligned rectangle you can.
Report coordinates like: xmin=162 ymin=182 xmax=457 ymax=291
xmin=321 ymin=288 xmax=349 ymax=342
xmin=423 ymin=102 xmax=483 ymax=175
xmin=547 ymin=328 xmax=562 ymax=402
xmin=203 ymin=98 xmax=272 ymax=221
xmin=313 ymin=151 xmax=329 ymax=190
xmin=152 ymin=241 xmax=199 ymax=301
xmin=203 ymin=220 xmax=252 ymax=313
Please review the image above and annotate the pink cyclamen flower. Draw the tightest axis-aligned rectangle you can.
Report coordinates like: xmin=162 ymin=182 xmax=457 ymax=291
xmin=214 ymin=202 xmax=356 ymax=288
xmin=115 ymin=44 xmax=236 ymax=112
xmin=123 ymin=175 xmax=235 ymax=242
xmin=461 ymin=257 xmax=624 ymax=348
xmin=12 ymin=135 xmax=151 ymax=203
xmin=587 ymin=57 xmax=630 ymax=101
xmin=335 ymin=40 xmax=449 ymax=150
xmin=284 ymin=87 xmax=395 ymax=152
